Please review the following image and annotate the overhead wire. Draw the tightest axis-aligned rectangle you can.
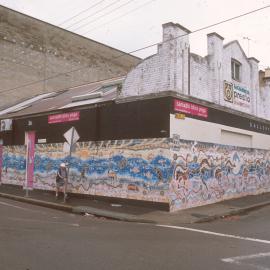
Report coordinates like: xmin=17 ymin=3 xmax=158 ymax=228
xmin=82 ymin=0 xmax=157 ymax=35
xmin=123 ymin=3 xmax=270 ymax=56
xmin=64 ymin=0 xmax=122 ymax=30
xmin=71 ymin=0 xmax=138 ymax=32
xmin=0 ymin=0 xmax=110 ymax=63
xmin=1 ymin=3 xmax=270 ymax=95
xmin=0 ymin=0 xmax=139 ymax=77
xmin=0 ymin=1 xmax=113 ymax=79
xmin=58 ymin=0 xmax=106 ymax=26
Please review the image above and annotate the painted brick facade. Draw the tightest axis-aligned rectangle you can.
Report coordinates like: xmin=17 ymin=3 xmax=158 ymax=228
xmin=122 ymin=22 xmax=270 ymax=121
xmin=121 ymin=23 xmax=190 ymax=97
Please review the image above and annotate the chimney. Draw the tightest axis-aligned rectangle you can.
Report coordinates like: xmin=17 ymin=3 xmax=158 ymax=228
xmin=248 ymin=57 xmax=260 ymax=115
xmin=160 ymin=22 xmax=191 ymax=94
xmin=265 ymin=67 xmax=270 ymax=79
xmin=207 ymin=32 xmax=224 ymax=59
xmin=207 ymin=32 xmax=224 ymax=103
xmin=162 ymin=22 xmax=191 ymax=42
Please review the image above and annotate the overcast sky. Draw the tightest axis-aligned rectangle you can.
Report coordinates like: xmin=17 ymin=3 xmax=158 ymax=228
xmin=1 ymin=0 xmax=270 ymax=68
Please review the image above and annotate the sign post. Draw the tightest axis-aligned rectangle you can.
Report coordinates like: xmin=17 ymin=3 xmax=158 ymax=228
xmin=63 ymin=127 xmax=79 ymax=203
xmin=25 ymin=131 xmax=35 ymax=197
xmin=0 ymin=139 xmax=3 ymax=185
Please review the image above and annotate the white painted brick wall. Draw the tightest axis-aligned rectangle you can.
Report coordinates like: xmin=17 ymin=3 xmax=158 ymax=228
xmin=190 ymin=55 xmax=210 ymax=101
xmin=121 ymin=22 xmax=270 ymax=121
xmin=258 ymin=80 xmax=270 ymax=119
xmin=121 ymin=23 xmax=190 ymax=97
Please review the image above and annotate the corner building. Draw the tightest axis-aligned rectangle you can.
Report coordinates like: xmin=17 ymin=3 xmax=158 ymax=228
xmin=1 ymin=23 xmax=270 ymax=212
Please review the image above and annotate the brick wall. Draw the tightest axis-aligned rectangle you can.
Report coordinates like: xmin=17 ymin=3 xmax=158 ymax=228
xmin=258 ymin=77 xmax=270 ymax=119
xmin=0 ymin=5 xmax=140 ymax=109
xmin=121 ymin=22 xmax=270 ymax=121
xmin=121 ymin=22 xmax=190 ymax=97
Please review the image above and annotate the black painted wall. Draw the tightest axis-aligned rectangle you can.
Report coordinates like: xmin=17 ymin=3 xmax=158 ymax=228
xmin=2 ymin=95 xmax=270 ymax=146
xmin=0 ymin=97 xmax=171 ymax=146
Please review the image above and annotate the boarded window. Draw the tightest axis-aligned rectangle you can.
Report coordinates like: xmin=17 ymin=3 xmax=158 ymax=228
xmin=221 ymin=129 xmax=252 ymax=148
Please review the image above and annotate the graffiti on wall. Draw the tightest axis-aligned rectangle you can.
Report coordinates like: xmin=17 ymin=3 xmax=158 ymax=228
xmin=169 ymin=139 xmax=270 ymax=211
xmin=2 ymin=145 xmax=26 ymax=185
xmin=3 ymin=137 xmax=270 ymax=212
xmin=34 ymin=143 xmax=66 ymax=190
xmin=34 ymin=138 xmax=172 ymax=203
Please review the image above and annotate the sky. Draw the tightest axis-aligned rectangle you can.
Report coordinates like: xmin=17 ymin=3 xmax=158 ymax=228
xmin=1 ymin=0 xmax=270 ymax=69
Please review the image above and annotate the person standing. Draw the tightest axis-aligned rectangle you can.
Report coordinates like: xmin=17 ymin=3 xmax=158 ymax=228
xmin=55 ymin=163 xmax=68 ymax=199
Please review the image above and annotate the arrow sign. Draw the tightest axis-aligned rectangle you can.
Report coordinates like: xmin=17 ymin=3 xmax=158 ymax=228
xmin=64 ymin=127 xmax=79 ymax=146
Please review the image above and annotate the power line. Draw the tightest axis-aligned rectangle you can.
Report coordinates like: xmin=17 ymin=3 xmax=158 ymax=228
xmin=0 ymin=1 xmax=119 ymax=85
xmin=0 ymin=0 xmax=107 ymax=74
xmin=72 ymin=0 xmax=137 ymax=32
xmin=58 ymin=0 xmax=106 ymax=26
xmin=65 ymin=0 xmax=122 ymax=30
xmin=1 ymin=3 xmax=270 ymax=95
xmin=82 ymin=0 xmax=157 ymax=35
xmin=124 ymin=4 xmax=270 ymax=56
xmin=0 ymin=0 xmax=137 ymax=69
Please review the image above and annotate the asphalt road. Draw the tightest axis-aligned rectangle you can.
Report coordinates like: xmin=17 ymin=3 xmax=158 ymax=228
xmin=1 ymin=197 xmax=270 ymax=270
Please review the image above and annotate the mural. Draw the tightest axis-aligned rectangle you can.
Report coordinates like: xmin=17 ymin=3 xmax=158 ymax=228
xmin=169 ymin=139 xmax=270 ymax=211
xmin=2 ymin=145 xmax=26 ymax=186
xmin=2 ymin=137 xmax=270 ymax=212
xmin=34 ymin=138 xmax=171 ymax=203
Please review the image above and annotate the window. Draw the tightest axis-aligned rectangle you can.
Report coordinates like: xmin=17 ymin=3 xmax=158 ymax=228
xmin=231 ymin=59 xmax=241 ymax=81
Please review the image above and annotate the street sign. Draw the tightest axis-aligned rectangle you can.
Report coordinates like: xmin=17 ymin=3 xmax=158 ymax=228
xmin=64 ymin=127 xmax=79 ymax=146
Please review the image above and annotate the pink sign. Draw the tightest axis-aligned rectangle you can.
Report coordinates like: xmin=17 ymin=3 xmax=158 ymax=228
xmin=25 ymin=131 xmax=35 ymax=189
xmin=0 ymin=144 xmax=2 ymax=183
xmin=174 ymin=99 xmax=208 ymax=118
xmin=48 ymin=112 xmax=80 ymax=124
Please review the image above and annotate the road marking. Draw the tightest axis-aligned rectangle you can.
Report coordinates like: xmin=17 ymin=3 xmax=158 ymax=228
xmin=222 ymin=252 xmax=270 ymax=270
xmin=0 ymin=200 xmax=39 ymax=212
xmin=223 ymin=252 xmax=270 ymax=263
xmin=157 ymin=224 xmax=270 ymax=245
xmin=7 ymin=217 xmax=80 ymax=227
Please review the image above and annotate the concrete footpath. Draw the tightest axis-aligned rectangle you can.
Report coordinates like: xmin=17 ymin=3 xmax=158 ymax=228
xmin=1 ymin=184 xmax=270 ymax=225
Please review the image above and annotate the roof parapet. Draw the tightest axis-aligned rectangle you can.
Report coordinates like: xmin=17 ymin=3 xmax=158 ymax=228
xmin=162 ymin=22 xmax=191 ymax=34
xmin=248 ymin=57 xmax=260 ymax=63
xmin=207 ymin=32 xmax=224 ymax=40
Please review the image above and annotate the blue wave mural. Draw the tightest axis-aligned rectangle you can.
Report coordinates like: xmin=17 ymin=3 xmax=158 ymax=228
xmin=2 ymin=137 xmax=270 ymax=211
xmin=34 ymin=155 xmax=172 ymax=184
xmin=1 ymin=146 xmax=26 ymax=185
xmin=33 ymin=139 xmax=171 ymax=202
